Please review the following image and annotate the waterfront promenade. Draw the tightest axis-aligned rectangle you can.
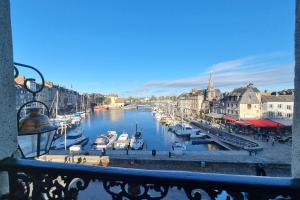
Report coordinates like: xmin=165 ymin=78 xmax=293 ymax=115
xmin=50 ymin=146 xmax=290 ymax=165
xmin=48 ymin=149 xmax=290 ymax=177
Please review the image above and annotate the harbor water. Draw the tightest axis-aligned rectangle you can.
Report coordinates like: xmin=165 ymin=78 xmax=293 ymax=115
xmin=82 ymin=108 xmax=225 ymax=151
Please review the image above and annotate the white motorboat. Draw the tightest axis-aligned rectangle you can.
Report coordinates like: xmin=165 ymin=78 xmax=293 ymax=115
xmin=75 ymin=111 xmax=86 ymax=118
xmin=130 ymin=132 xmax=144 ymax=150
xmin=51 ymin=128 xmax=89 ymax=150
xmin=114 ymin=132 xmax=130 ymax=149
xmin=173 ymin=123 xmax=199 ymax=137
xmin=92 ymin=131 xmax=118 ymax=150
xmin=190 ymin=131 xmax=208 ymax=139
xmin=155 ymin=113 xmax=162 ymax=120
xmin=172 ymin=141 xmax=186 ymax=151
xmin=71 ymin=116 xmax=81 ymax=126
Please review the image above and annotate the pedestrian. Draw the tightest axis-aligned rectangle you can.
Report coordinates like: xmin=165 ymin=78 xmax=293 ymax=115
xmin=261 ymin=166 xmax=267 ymax=176
xmin=255 ymin=164 xmax=260 ymax=176
xmin=272 ymin=137 xmax=275 ymax=146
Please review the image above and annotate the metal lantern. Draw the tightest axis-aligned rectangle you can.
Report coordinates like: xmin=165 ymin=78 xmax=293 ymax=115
xmin=14 ymin=62 xmax=57 ymax=158
xmin=18 ymin=107 xmax=58 ymax=158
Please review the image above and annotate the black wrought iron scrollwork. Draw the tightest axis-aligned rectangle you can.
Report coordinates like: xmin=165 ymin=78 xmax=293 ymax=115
xmin=183 ymin=187 xmax=222 ymax=200
xmin=14 ymin=62 xmax=48 ymax=119
xmin=14 ymin=172 xmax=32 ymax=199
xmin=3 ymin=171 xmax=299 ymax=200
xmin=0 ymin=158 xmax=299 ymax=200
xmin=103 ymin=180 xmax=169 ymax=200
xmin=65 ymin=176 xmax=91 ymax=199
xmin=14 ymin=66 xmax=19 ymax=79
xmin=14 ymin=62 xmax=45 ymax=96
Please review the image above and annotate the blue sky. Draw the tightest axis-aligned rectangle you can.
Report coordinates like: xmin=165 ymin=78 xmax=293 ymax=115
xmin=11 ymin=0 xmax=295 ymax=97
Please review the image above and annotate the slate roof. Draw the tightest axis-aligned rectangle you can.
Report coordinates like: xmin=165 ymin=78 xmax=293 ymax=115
xmin=231 ymin=86 xmax=260 ymax=96
xmin=225 ymin=84 xmax=260 ymax=104
xmin=261 ymin=95 xmax=294 ymax=103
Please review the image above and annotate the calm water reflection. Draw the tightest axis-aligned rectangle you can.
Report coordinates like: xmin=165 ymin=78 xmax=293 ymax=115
xmin=82 ymin=108 xmax=223 ymax=151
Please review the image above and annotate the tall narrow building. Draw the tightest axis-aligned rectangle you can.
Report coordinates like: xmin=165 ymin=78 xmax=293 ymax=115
xmin=207 ymin=72 xmax=215 ymax=101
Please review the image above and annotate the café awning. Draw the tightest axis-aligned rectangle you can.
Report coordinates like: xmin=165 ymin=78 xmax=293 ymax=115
xmin=244 ymin=120 xmax=285 ymax=128
xmin=223 ymin=115 xmax=237 ymax=122
xmin=235 ymin=120 xmax=251 ymax=126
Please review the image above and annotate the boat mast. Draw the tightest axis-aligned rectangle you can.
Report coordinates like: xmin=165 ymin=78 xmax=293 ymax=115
xmin=55 ymin=90 xmax=59 ymax=118
xmin=75 ymin=97 xmax=78 ymax=112
xmin=181 ymin=106 xmax=183 ymax=133
xmin=64 ymin=124 xmax=67 ymax=151
xmin=135 ymin=122 xmax=138 ymax=133
xmin=82 ymin=95 xmax=85 ymax=112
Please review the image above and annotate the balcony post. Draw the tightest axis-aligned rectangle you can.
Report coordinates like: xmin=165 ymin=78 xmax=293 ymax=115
xmin=293 ymin=0 xmax=300 ymax=178
xmin=0 ymin=0 xmax=18 ymax=195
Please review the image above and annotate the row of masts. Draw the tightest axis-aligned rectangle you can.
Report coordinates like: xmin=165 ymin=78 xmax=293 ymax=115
xmin=49 ymin=90 xmax=86 ymax=118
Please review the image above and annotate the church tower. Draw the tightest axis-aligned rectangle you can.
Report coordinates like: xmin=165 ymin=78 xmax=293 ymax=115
xmin=207 ymin=72 xmax=214 ymax=101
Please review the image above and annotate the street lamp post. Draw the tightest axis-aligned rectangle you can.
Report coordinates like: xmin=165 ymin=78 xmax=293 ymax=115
xmin=15 ymin=63 xmax=58 ymax=158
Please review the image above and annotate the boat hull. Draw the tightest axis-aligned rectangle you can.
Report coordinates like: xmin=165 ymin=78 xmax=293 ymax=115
xmin=51 ymin=137 xmax=89 ymax=150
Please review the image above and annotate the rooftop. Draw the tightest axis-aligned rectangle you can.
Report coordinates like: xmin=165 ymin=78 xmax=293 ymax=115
xmin=262 ymin=95 xmax=294 ymax=103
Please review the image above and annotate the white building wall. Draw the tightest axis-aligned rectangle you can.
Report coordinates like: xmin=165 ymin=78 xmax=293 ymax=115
xmin=262 ymin=102 xmax=294 ymax=119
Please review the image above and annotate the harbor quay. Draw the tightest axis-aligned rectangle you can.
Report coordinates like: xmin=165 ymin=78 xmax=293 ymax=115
xmin=46 ymin=107 xmax=292 ymax=177
xmin=48 ymin=149 xmax=291 ymax=177
xmin=189 ymin=120 xmax=292 ymax=163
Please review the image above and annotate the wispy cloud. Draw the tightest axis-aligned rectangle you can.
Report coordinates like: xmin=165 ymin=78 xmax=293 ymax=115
xmin=123 ymin=52 xmax=294 ymax=97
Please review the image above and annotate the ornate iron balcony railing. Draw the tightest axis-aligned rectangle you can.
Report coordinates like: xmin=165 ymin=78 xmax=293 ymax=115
xmin=0 ymin=157 xmax=299 ymax=200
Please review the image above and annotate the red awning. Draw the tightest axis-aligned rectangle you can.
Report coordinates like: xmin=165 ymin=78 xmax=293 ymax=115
xmin=244 ymin=120 xmax=285 ymax=128
xmin=235 ymin=120 xmax=251 ymax=126
xmin=223 ymin=115 xmax=237 ymax=122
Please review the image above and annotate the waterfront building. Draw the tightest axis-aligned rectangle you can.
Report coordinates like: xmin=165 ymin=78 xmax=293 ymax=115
xmin=107 ymin=95 xmax=125 ymax=108
xmin=115 ymin=98 xmax=125 ymax=108
xmin=201 ymin=73 xmax=221 ymax=114
xmin=210 ymin=93 xmax=226 ymax=114
xmin=15 ymin=75 xmax=34 ymax=111
xmin=222 ymin=83 xmax=262 ymax=119
xmin=206 ymin=73 xmax=220 ymax=102
xmin=176 ymin=73 xmax=221 ymax=118
xmin=177 ymin=92 xmax=193 ymax=117
xmin=261 ymin=95 xmax=294 ymax=120
xmin=15 ymin=84 xmax=32 ymax=110
xmin=87 ymin=93 xmax=105 ymax=106
xmin=36 ymin=81 xmax=56 ymax=112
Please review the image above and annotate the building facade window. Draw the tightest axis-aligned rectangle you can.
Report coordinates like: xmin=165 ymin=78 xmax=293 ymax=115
xmin=278 ymin=104 xmax=282 ymax=109
xmin=247 ymin=104 xmax=251 ymax=109
xmin=287 ymin=105 xmax=292 ymax=110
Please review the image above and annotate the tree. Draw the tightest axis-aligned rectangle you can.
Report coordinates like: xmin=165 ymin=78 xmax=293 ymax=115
xmin=104 ymin=97 xmax=111 ymax=105
xmin=170 ymin=96 xmax=177 ymax=101
xmin=150 ymin=95 xmax=157 ymax=101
